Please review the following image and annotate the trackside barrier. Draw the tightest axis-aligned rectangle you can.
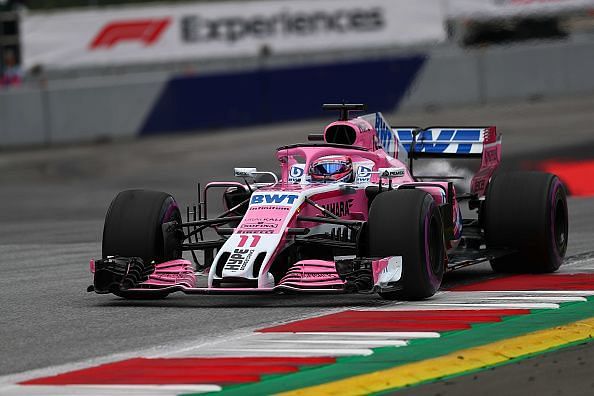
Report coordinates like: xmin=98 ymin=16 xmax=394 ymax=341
xmin=400 ymin=40 xmax=594 ymax=110
xmin=2 ymin=40 xmax=594 ymax=147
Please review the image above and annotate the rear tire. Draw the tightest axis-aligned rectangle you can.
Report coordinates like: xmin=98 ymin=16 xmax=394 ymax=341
xmin=368 ymin=189 xmax=445 ymax=300
xmin=103 ymin=189 xmax=182 ymax=263
xmin=484 ymin=172 xmax=568 ymax=273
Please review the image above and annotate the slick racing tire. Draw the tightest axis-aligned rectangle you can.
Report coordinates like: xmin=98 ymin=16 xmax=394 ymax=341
xmin=103 ymin=189 xmax=182 ymax=263
xmin=484 ymin=172 xmax=568 ymax=273
xmin=102 ymin=190 xmax=182 ymax=299
xmin=368 ymin=189 xmax=445 ymax=300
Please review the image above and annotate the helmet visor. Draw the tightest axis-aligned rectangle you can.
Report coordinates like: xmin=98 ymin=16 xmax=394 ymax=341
xmin=311 ymin=162 xmax=349 ymax=176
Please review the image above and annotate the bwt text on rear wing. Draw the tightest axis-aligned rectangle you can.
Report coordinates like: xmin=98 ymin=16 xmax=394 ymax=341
xmin=393 ymin=126 xmax=501 ymax=197
xmin=394 ymin=126 xmax=499 ymax=159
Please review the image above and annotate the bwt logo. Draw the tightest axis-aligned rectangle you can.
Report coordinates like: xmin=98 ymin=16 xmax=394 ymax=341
xmin=356 ymin=166 xmax=372 ymax=183
xmin=89 ymin=18 xmax=171 ymax=49
xmin=290 ymin=166 xmax=304 ymax=178
xmin=251 ymin=194 xmax=300 ymax=205
xmin=375 ymin=114 xmax=394 ymax=154
xmin=288 ymin=165 xmax=305 ymax=183
xmin=358 ymin=166 xmax=372 ymax=177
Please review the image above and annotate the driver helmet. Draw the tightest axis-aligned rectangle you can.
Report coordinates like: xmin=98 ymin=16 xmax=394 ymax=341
xmin=309 ymin=155 xmax=354 ymax=183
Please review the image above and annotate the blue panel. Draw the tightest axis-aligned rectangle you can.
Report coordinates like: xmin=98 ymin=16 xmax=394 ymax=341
xmin=420 ymin=143 xmax=449 ymax=153
xmin=140 ymin=55 xmax=427 ymax=135
xmin=453 ymin=129 xmax=481 ymax=141
xmin=437 ymin=129 xmax=455 ymax=141
xmin=456 ymin=144 xmax=472 ymax=153
xmin=417 ymin=130 xmax=434 ymax=141
xmin=396 ymin=130 xmax=414 ymax=141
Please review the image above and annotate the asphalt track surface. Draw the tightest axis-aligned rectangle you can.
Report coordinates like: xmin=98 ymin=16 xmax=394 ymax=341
xmin=1 ymin=94 xmax=594 ymax=392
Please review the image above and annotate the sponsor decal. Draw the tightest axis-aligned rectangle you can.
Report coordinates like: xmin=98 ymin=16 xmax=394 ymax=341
xmin=375 ymin=113 xmax=395 ymax=156
xmin=156 ymin=273 xmax=190 ymax=280
xmin=234 ymin=167 xmax=257 ymax=177
xmin=238 ymin=217 xmax=284 ymax=234
xmin=89 ymin=18 xmax=171 ymax=49
xmin=251 ymin=193 xmax=299 ymax=205
xmin=242 ymin=223 xmax=277 ymax=229
xmin=236 ymin=230 xmax=276 ymax=234
xmin=237 ymin=224 xmax=278 ymax=234
xmin=472 ymin=177 xmax=487 ymax=192
xmin=303 ymin=273 xmax=334 ymax=278
xmin=288 ymin=165 xmax=305 ymax=183
xmin=396 ymin=129 xmax=483 ymax=155
xmin=484 ymin=146 xmax=499 ymax=166
xmin=244 ymin=217 xmax=283 ymax=222
xmin=180 ymin=8 xmax=384 ymax=44
xmin=379 ymin=167 xmax=405 ymax=178
xmin=355 ymin=165 xmax=373 ymax=183
xmin=224 ymin=248 xmax=254 ymax=271
xmin=248 ymin=205 xmax=290 ymax=212
xmin=322 ymin=199 xmax=353 ymax=217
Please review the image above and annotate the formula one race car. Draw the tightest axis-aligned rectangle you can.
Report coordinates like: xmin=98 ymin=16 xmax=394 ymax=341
xmin=89 ymin=104 xmax=568 ymax=300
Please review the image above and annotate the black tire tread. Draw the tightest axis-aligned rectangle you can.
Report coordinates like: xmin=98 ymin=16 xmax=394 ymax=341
xmin=102 ymin=189 xmax=179 ymax=264
xmin=368 ymin=189 xmax=445 ymax=300
xmin=485 ymin=171 xmax=567 ymax=273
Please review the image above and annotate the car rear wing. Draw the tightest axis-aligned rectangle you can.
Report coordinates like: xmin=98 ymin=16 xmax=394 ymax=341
xmin=392 ymin=126 xmax=501 ymax=197
xmin=393 ymin=127 xmax=497 ymax=158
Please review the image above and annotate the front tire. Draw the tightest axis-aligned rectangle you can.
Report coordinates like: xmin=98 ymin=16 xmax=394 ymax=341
xmin=368 ymin=189 xmax=445 ymax=300
xmin=103 ymin=189 xmax=182 ymax=263
xmin=100 ymin=190 xmax=182 ymax=299
xmin=484 ymin=172 xmax=568 ymax=273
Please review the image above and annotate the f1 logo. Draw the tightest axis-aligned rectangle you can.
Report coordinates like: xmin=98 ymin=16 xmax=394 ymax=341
xmin=89 ymin=18 xmax=171 ymax=49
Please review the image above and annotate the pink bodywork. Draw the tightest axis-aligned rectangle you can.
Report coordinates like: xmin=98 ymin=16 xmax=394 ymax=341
xmin=138 ymin=259 xmax=196 ymax=289
xmin=114 ymin=116 xmax=500 ymax=296
xmin=278 ymin=260 xmax=345 ymax=290
xmin=471 ymin=127 xmax=501 ymax=196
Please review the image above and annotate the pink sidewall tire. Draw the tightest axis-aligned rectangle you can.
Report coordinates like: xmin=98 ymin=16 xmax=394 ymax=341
xmin=368 ymin=189 xmax=445 ymax=300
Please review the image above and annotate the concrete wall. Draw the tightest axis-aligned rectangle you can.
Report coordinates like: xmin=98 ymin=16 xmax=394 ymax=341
xmin=399 ymin=40 xmax=594 ymax=111
xmin=2 ymin=39 xmax=594 ymax=147
xmin=0 ymin=75 xmax=167 ymax=147
xmin=46 ymin=76 xmax=166 ymax=143
xmin=0 ymin=88 xmax=46 ymax=145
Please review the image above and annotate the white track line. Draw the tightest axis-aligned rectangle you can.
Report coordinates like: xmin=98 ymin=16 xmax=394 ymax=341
xmin=480 ymin=296 xmax=587 ymax=302
xmin=212 ymin=348 xmax=374 ymax=356
xmin=249 ymin=333 xmax=407 ymax=341
xmin=452 ymin=290 xmax=594 ymax=295
xmin=0 ymin=384 xmax=220 ymax=396
xmin=288 ymin=332 xmax=441 ymax=338
xmin=421 ymin=302 xmax=560 ymax=309
xmin=260 ymin=340 xmax=408 ymax=346
xmin=369 ymin=305 xmax=533 ymax=311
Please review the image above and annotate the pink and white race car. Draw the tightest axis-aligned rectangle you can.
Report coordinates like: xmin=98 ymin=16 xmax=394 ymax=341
xmin=89 ymin=104 xmax=568 ymax=300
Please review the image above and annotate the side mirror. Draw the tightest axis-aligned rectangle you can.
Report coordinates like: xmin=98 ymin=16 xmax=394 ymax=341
xmin=378 ymin=167 xmax=405 ymax=179
xmin=234 ymin=168 xmax=279 ymax=184
xmin=234 ymin=168 xmax=257 ymax=178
